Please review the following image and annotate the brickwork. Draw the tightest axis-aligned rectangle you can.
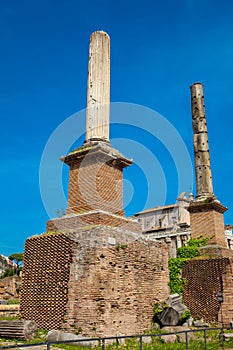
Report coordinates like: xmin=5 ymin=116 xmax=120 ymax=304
xmin=20 ymin=234 xmax=74 ymax=329
xmin=182 ymin=257 xmax=233 ymax=325
xmin=64 ymin=233 xmax=169 ymax=336
xmin=67 ymin=225 xmax=141 ymax=248
xmin=221 ymin=261 xmax=233 ymax=325
xmin=63 ymin=143 xmax=131 ymax=216
xmin=67 ymin=156 xmax=123 ymax=215
xmin=188 ymin=201 xmax=227 ymax=247
xmin=20 ymin=229 xmax=169 ymax=335
xmin=46 ymin=211 xmax=141 ymax=234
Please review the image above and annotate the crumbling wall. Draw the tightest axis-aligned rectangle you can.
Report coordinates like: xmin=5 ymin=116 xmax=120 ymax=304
xmin=0 ymin=276 xmax=21 ymax=300
xmin=20 ymin=228 xmax=169 ymax=335
xmin=64 ymin=230 xmax=169 ymax=336
xmin=182 ymin=257 xmax=233 ymax=324
xmin=46 ymin=211 xmax=140 ymax=234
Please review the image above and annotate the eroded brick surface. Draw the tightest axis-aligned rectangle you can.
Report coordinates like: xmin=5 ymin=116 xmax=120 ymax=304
xmin=188 ymin=202 xmax=227 ymax=247
xmin=20 ymin=234 xmax=74 ymax=329
xmin=182 ymin=257 xmax=233 ymax=324
xmin=20 ymin=229 xmax=169 ymax=335
xmin=64 ymin=237 xmax=169 ymax=336
xmin=46 ymin=212 xmax=141 ymax=234
xmin=63 ymin=144 xmax=131 ymax=217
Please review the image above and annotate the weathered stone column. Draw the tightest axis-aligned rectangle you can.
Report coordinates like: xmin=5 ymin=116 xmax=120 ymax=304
xmin=59 ymin=31 xmax=132 ymax=217
xmin=86 ymin=31 xmax=110 ymax=142
xmin=190 ymin=83 xmax=214 ymax=200
xmin=188 ymin=83 xmax=229 ymax=252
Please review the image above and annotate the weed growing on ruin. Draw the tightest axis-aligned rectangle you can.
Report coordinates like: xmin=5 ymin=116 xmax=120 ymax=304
xmin=115 ymin=244 xmax=127 ymax=252
xmin=168 ymin=236 xmax=209 ymax=295
xmin=41 ymin=230 xmax=61 ymax=236
xmin=7 ymin=299 xmax=19 ymax=304
xmin=153 ymin=301 xmax=169 ymax=315
xmin=0 ymin=316 xmax=19 ymax=321
xmin=179 ymin=308 xmax=192 ymax=322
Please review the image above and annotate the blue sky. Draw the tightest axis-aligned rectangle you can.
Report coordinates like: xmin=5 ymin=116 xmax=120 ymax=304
xmin=1 ymin=0 xmax=233 ymax=256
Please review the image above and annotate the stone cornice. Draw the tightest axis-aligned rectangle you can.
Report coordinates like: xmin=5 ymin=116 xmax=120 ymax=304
xmin=188 ymin=200 xmax=227 ymax=214
xmin=61 ymin=141 xmax=132 ymax=168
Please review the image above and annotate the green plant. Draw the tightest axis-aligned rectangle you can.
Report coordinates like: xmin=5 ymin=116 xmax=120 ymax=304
xmin=8 ymin=299 xmax=19 ymax=305
xmin=168 ymin=236 xmax=209 ymax=295
xmin=75 ymin=327 xmax=83 ymax=334
xmin=153 ymin=302 xmax=168 ymax=315
xmin=180 ymin=309 xmax=192 ymax=322
xmin=8 ymin=253 xmax=24 ymax=268
xmin=168 ymin=258 xmax=187 ymax=295
xmin=0 ymin=316 xmax=19 ymax=321
xmin=115 ymin=243 xmax=127 ymax=252
xmin=153 ymin=301 xmax=169 ymax=325
xmin=41 ymin=231 xmax=60 ymax=236
xmin=1 ymin=329 xmax=233 ymax=350
xmin=1 ymin=268 xmax=16 ymax=278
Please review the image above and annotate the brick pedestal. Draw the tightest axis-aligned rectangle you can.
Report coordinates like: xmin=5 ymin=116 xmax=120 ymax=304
xmin=188 ymin=200 xmax=227 ymax=248
xmin=62 ymin=142 xmax=131 ymax=216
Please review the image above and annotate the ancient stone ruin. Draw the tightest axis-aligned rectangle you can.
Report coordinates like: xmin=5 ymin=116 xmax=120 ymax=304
xmin=182 ymin=83 xmax=233 ymax=325
xmin=20 ymin=31 xmax=170 ymax=336
xmin=188 ymin=83 xmax=229 ymax=254
xmin=20 ymin=31 xmax=233 ymax=333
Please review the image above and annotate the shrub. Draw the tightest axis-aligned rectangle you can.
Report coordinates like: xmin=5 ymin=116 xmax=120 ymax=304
xmin=168 ymin=236 xmax=209 ymax=295
xmin=1 ymin=268 xmax=16 ymax=279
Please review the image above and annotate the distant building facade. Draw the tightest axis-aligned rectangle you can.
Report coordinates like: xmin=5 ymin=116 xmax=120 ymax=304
xmin=134 ymin=192 xmax=233 ymax=257
xmin=0 ymin=255 xmax=15 ymax=276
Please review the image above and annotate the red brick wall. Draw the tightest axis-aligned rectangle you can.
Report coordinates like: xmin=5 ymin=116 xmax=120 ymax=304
xmin=64 ymin=239 xmax=169 ymax=336
xmin=20 ymin=230 xmax=169 ymax=335
xmin=221 ymin=261 xmax=233 ymax=325
xmin=20 ymin=234 xmax=74 ymax=329
xmin=189 ymin=209 xmax=227 ymax=247
xmin=182 ymin=257 xmax=233 ymax=324
xmin=67 ymin=153 xmax=124 ymax=216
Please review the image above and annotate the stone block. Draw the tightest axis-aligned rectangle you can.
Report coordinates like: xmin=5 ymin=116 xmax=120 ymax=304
xmin=161 ymin=334 xmax=177 ymax=343
xmin=46 ymin=330 xmax=98 ymax=347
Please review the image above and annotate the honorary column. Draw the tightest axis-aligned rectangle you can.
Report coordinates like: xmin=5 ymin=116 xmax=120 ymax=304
xmin=190 ymin=83 xmax=214 ymax=200
xmin=86 ymin=31 xmax=110 ymax=142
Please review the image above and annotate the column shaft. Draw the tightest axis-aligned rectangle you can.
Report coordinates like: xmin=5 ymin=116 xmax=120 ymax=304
xmin=86 ymin=31 xmax=110 ymax=142
xmin=190 ymin=83 xmax=214 ymax=199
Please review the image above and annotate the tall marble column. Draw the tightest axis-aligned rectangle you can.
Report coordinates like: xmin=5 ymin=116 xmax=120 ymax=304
xmin=86 ymin=31 xmax=110 ymax=142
